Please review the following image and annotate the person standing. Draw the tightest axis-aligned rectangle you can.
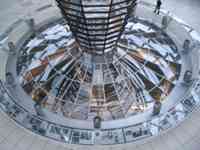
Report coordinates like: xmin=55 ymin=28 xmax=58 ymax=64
xmin=154 ymin=0 xmax=162 ymax=15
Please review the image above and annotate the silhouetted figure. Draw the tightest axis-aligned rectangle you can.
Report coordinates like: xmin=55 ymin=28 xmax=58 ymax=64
xmin=154 ymin=0 xmax=162 ymax=15
xmin=152 ymin=101 xmax=162 ymax=116
xmin=93 ymin=116 xmax=102 ymax=129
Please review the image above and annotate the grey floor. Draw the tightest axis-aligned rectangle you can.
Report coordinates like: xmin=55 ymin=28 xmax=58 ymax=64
xmin=145 ymin=0 xmax=200 ymax=33
xmin=0 ymin=0 xmax=200 ymax=150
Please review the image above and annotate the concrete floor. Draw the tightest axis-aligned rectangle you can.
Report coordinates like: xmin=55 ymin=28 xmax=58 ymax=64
xmin=144 ymin=0 xmax=200 ymax=33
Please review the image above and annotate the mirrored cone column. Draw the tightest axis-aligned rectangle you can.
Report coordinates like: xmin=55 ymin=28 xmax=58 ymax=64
xmin=56 ymin=0 xmax=137 ymax=56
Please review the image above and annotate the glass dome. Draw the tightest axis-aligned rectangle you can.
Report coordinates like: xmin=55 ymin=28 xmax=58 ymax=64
xmin=17 ymin=17 xmax=181 ymax=121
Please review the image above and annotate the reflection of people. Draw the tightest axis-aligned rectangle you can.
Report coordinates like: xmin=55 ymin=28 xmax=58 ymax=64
xmin=8 ymin=42 xmax=16 ymax=54
xmin=32 ymin=88 xmax=47 ymax=105
xmin=152 ymin=101 xmax=162 ymax=116
xmin=183 ymin=39 xmax=191 ymax=53
xmin=183 ymin=70 xmax=192 ymax=83
xmin=93 ymin=116 xmax=102 ymax=129
xmin=154 ymin=0 xmax=162 ymax=15
xmin=6 ymin=72 xmax=16 ymax=87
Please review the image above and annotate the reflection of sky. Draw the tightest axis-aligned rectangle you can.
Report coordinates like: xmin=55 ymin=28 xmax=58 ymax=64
xmin=190 ymin=31 xmax=200 ymax=42
xmin=150 ymin=118 xmax=160 ymax=135
xmin=27 ymin=39 xmax=44 ymax=51
xmin=191 ymin=90 xmax=200 ymax=103
xmin=174 ymin=104 xmax=186 ymax=121
xmin=125 ymin=21 xmax=178 ymax=58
